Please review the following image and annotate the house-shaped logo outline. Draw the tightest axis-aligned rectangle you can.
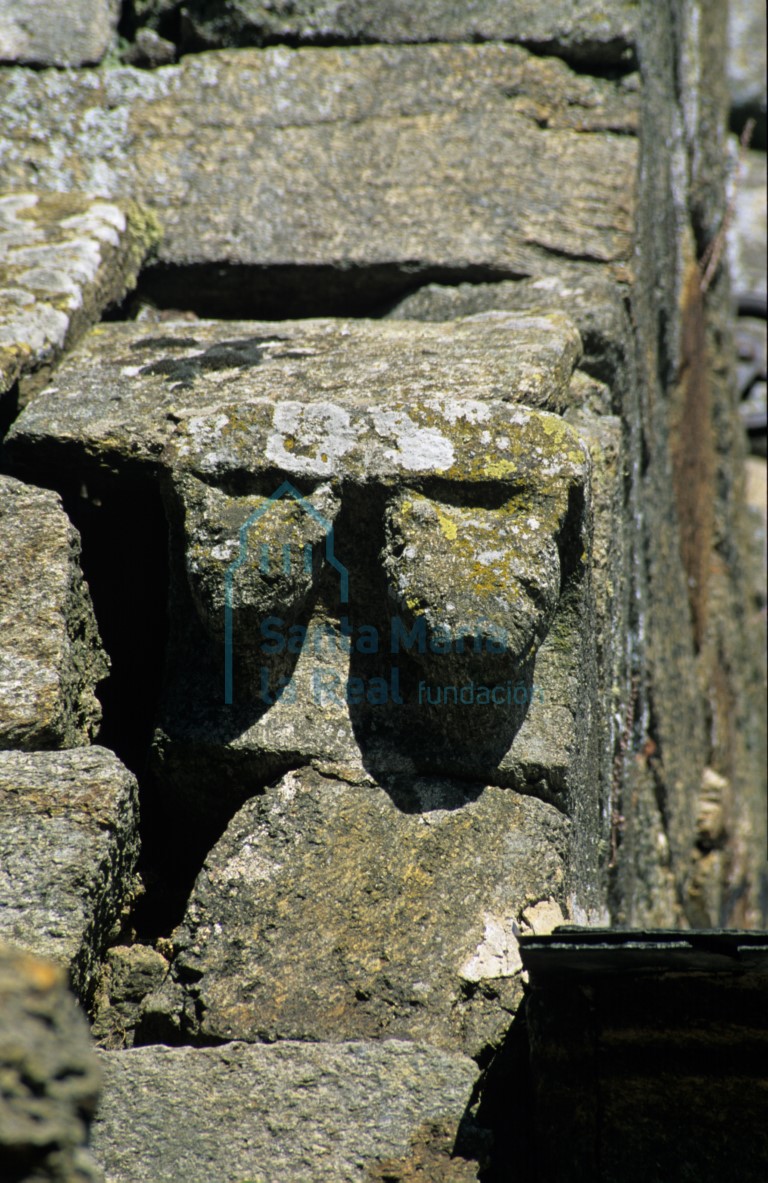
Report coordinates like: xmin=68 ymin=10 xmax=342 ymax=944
xmin=224 ymin=480 xmax=348 ymax=703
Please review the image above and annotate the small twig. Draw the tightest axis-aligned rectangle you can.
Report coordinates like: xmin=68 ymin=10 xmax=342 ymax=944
xmin=699 ymin=118 xmax=755 ymax=295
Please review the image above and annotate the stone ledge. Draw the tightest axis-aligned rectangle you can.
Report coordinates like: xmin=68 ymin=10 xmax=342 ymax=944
xmin=0 ymin=192 xmax=160 ymax=395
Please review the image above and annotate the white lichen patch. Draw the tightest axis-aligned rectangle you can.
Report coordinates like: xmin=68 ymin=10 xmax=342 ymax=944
xmin=60 ymin=202 xmax=127 ymax=245
xmin=266 ymin=401 xmax=357 ymax=476
xmin=219 ymin=845 xmax=283 ymax=885
xmin=423 ymin=397 xmax=492 ymax=427
xmin=459 ymin=914 xmax=523 ymax=982
xmin=0 ymin=303 xmax=69 ymax=353
xmin=371 ymin=409 xmax=455 ymax=472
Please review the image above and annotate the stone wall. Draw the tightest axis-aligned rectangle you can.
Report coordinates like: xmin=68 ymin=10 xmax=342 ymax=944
xmin=0 ymin=2 xmax=765 ymax=1180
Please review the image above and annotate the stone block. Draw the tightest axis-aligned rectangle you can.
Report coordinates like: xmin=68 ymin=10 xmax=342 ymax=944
xmin=0 ymin=943 xmax=103 ymax=1183
xmin=91 ymin=1039 xmax=481 ymax=1182
xmin=0 ymin=192 xmax=161 ymax=395
xmin=143 ymin=767 xmax=568 ymax=1057
xmin=0 ymin=747 xmax=140 ymax=1002
xmin=144 ymin=0 xmax=639 ymax=67
xmin=387 ymin=272 xmax=634 ymax=396
xmin=0 ymin=0 xmax=118 ymax=66
xmin=5 ymin=313 xmax=583 ymax=468
xmin=0 ymin=45 xmax=638 ymax=313
xmin=0 ymin=474 xmax=108 ymax=750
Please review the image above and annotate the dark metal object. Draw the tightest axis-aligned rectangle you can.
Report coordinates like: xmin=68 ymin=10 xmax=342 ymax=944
xmin=519 ymin=925 xmax=768 ymax=978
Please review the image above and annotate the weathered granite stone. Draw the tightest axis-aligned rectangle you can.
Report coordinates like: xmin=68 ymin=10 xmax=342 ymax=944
xmin=0 ymin=748 xmax=140 ymax=1002
xmin=0 ymin=943 xmax=103 ymax=1183
xmin=144 ymin=767 xmax=568 ymax=1058
xmin=0 ymin=475 xmax=108 ymax=750
xmin=729 ymin=150 xmax=767 ymax=300
xmin=387 ymin=272 xmax=633 ymax=395
xmin=0 ymin=192 xmax=161 ymax=395
xmin=90 ymin=945 xmax=169 ymax=1050
xmin=744 ymin=456 xmax=767 ymax=599
xmin=4 ymin=312 xmax=614 ymax=918
xmin=4 ymin=313 xmax=582 ymax=471
xmin=0 ymin=45 xmax=638 ymax=313
xmin=727 ymin=0 xmax=767 ymax=130
xmin=142 ymin=0 xmax=639 ymax=66
xmin=0 ymin=0 xmax=118 ymax=66
xmin=91 ymin=1039 xmax=481 ymax=1183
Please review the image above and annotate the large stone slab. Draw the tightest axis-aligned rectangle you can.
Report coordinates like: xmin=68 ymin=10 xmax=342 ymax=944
xmin=0 ymin=192 xmax=160 ymax=395
xmin=0 ymin=474 xmax=108 ymax=750
xmin=4 ymin=312 xmax=584 ymax=471
xmin=145 ymin=767 xmax=568 ymax=1058
xmin=0 ymin=0 xmax=118 ymax=66
xmin=0 ymin=747 xmax=139 ymax=1002
xmin=92 ymin=1039 xmax=481 ymax=1183
xmin=0 ymin=943 xmax=103 ymax=1183
xmin=0 ymin=45 xmax=638 ymax=312
xmin=146 ymin=0 xmax=638 ymax=66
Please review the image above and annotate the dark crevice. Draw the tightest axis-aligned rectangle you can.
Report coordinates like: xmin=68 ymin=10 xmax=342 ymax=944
xmin=729 ymin=107 xmax=767 ymax=152
xmin=0 ymin=381 xmax=19 ymax=447
xmin=105 ymin=261 xmax=529 ymax=322
xmin=117 ymin=1 xmax=638 ymax=77
xmin=131 ymin=766 xmax=273 ymax=941
xmin=507 ymin=39 xmax=637 ymax=78
xmin=50 ymin=471 xmax=183 ymax=941
xmin=58 ymin=474 xmax=168 ymax=780
xmin=473 ymin=1002 xmax=536 ymax=1182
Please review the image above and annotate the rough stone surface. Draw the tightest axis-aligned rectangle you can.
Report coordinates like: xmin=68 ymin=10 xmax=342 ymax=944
xmin=727 ymin=0 xmax=767 ymax=128
xmin=0 ymin=748 xmax=140 ymax=1002
xmin=4 ymin=313 xmax=584 ymax=470
xmin=140 ymin=0 xmax=639 ymax=66
xmin=0 ymin=0 xmax=118 ymax=66
xmin=3 ymin=312 xmax=617 ymax=921
xmin=626 ymin=0 xmax=766 ymax=929
xmin=144 ymin=767 xmax=568 ymax=1058
xmin=0 ymin=474 xmax=108 ymax=750
xmin=90 ymin=945 xmax=169 ymax=1050
xmin=729 ymin=149 xmax=767 ymax=300
xmin=388 ymin=272 xmax=634 ymax=401
xmin=0 ymin=942 xmax=103 ymax=1183
xmin=0 ymin=192 xmax=160 ymax=396
xmin=0 ymin=45 xmax=638 ymax=313
xmin=91 ymin=1039 xmax=481 ymax=1183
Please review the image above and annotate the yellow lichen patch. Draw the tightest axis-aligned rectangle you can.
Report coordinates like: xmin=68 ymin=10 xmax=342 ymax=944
xmin=434 ymin=504 xmax=458 ymax=541
xmin=479 ymin=457 xmax=519 ymax=480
